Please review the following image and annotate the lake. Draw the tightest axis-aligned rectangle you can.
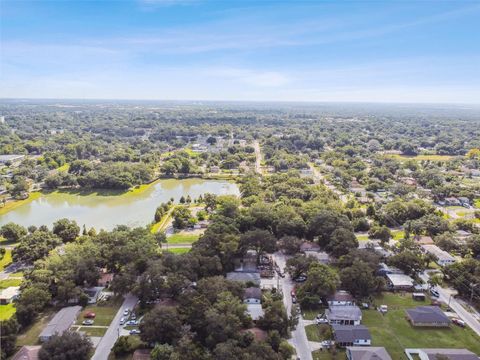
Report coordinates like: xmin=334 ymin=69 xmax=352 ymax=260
xmin=0 ymin=179 xmax=240 ymax=230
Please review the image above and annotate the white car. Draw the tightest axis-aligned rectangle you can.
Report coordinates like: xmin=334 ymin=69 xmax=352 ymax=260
xmin=120 ymin=317 xmax=126 ymax=325
xmin=315 ymin=318 xmax=328 ymax=325
xmin=123 ymin=309 xmax=130 ymax=316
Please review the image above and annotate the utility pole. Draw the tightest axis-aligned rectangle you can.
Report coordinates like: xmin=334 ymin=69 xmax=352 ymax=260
xmin=470 ymin=283 xmax=478 ymax=304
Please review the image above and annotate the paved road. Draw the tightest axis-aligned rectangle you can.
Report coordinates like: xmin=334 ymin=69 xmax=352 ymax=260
xmin=421 ymin=272 xmax=480 ymax=337
xmin=308 ymin=163 xmax=347 ymax=203
xmin=253 ymin=140 xmax=262 ymax=174
xmin=91 ymin=294 xmax=138 ymax=360
xmin=275 ymin=252 xmax=312 ymax=360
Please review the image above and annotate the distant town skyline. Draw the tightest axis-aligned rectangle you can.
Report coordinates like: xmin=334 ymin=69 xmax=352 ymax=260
xmin=1 ymin=0 xmax=480 ymax=103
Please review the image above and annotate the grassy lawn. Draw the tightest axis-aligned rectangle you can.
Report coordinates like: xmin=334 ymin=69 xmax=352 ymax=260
xmin=0 ymin=303 xmax=16 ymax=320
xmin=75 ymin=326 xmax=108 ymax=337
xmin=0 ymin=249 xmax=12 ymax=271
xmin=76 ymin=297 xmax=123 ymax=327
xmin=16 ymin=310 xmax=55 ymax=346
xmin=0 ymin=278 xmax=22 ymax=289
xmin=312 ymin=349 xmax=345 ymax=360
xmin=392 ymin=230 xmax=405 ymax=241
xmin=163 ymin=247 xmax=191 ymax=254
xmin=305 ymin=324 xmax=331 ymax=342
xmin=356 ymin=234 xmax=369 ymax=241
xmin=302 ymin=305 xmax=325 ymax=320
xmin=362 ymin=293 xmax=480 ymax=359
xmin=386 ymin=154 xmax=453 ymax=162
xmin=475 ymin=199 xmax=480 ymax=209
xmin=167 ymin=233 xmax=199 ymax=244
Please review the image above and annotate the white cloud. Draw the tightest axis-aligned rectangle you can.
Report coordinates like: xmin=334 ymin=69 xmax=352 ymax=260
xmin=206 ymin=68 xmax=290 ymax=87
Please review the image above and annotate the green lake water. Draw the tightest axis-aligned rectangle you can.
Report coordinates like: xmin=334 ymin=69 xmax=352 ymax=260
xmin=0 ymin=179 xmax=239 ymax=230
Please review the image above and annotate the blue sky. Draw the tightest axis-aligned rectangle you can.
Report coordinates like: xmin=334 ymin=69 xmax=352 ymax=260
xmin=1 ymin=0 xmax=480 ymax=103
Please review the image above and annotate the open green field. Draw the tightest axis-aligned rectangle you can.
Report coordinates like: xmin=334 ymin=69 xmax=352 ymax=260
xmin=363 ymin=293 xmax=480 ymax=359
xmin=0 ymin=303 xmax=16 ymax=320
xmin=75 ymin=297 xmax=123 ymax=327
xmin=0 ymin=249 xmax=12 ymax=271
xmin=167 ymin=233 xmax=199 ymax=244
xmin=0 ymin=278 xmax=22 ymax=289
xmin=386 ymin=154 xmax=453 ymax=162
xmin=163 ymin=247 xmax=191 ymax=254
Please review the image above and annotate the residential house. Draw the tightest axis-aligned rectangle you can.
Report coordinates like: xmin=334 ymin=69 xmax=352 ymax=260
xmin=300 ymin=241 xmax=321 ymax=253
xmin=327 ymin=291 xmax=354 ymax=306
xmin=444 ymin=197 xmax=461 ymax=206
xmin=0 ymin=286 xmax=20 ymax=305
xmin=376 ymin=263 xmax=404 ymax=276
xmin=421 ymin=245 xmax=456 ymax=267
xmin=325 ymin=305 xmax=362 ymax=325
xmin=226 ymin=272 xmax=260 ymax=285
xmin=414 ymin=235 xmax=434 ymax=246
xmin=210 ymin=165 xmax=220 ymax=173
xmin=0 ymin=154 xmax=25 ymax=165
xmin=11 ymin=346 xmax=41 ymax=360
xmin=332 ymin=325 xmax=371 ymax=347
xmin=346 ymin=347 xmax=392 ymax=360
xmin=405 ymin=306 xmax=451 ymax=327
xmin=386 ymin=274 xmax=414 ymax=291
xmin=243 ymin=287 xmax=262 ymax=304
xmin=404 ymin=348 xmax=480 ymax=360
xmin=39 ymin=306 xmax=82 ymax=342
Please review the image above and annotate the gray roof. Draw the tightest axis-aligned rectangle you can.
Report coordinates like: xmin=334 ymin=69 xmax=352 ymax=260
xmin=226 ymin=272 xmax=260 ymax=284
xmin=347 ymin=347 xmax=392 ymax=360
xmin=326 ymin=305 xmax=362 ymax=321
xmin=406 ymin=306 xmax=450 ymax=325
xmin=244 ymin=287 xmax=262 ymax=300
xmin=327 ymin=290 xmax=354 ymax=303
xmin=386 ymin=274 xmax=414 ymax=287
xmin=39 ymin=306 xmax=82 ymax=340
xmin=332 ymin=325 xmax=371 ymax=343
xmin=422 ymin=348 xmax=479 ymax=360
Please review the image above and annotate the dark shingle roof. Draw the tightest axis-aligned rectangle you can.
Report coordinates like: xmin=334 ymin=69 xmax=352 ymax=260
xmin=243 ymin=287 xmax=262 ymax=300
xmin=406 ymin=306 xmax=450 ymax=325
xmin=332 ymin=325 xmax=371 ymax=343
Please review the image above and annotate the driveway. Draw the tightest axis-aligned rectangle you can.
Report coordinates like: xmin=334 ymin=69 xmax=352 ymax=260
xmin=91 ymin=293 xmax=138 ymax=360
xmin=275 ymin=252 xmax=312 ymax=360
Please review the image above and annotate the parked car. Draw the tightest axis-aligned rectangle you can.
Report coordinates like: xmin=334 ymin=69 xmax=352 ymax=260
xmin=123 ymin=309 xmax=130 ymax=316
xmin=82 ymin=319 xmax=94 ymax=326
xmin=131 ymin=313 xmax=137 ymax=320
xmin=452 ymin=318 xmax=466 ymax=327
xmin=430 ymin=288 xmax=440 ymax=298
xmin=84 ymin=312 xmax=96 ymax=319
xmin=320 ymin=340 xmax=334 ymax=348
xmin=315 ymin=317 xmax=328 ymax=325
xmin=292 ymin=295 xmax=297 ymax=304
xmin=127 ymin=320 xmax=139 ymax=326
xmin=129 ymin=329 xmax=141 ymax=335
xmin=120 ymin=317 xmax=126 ymax=325
xmin=294 ymin=275 xmax=307 ymax=283
xmin=379 ymin=305 xmax=388 ymax=313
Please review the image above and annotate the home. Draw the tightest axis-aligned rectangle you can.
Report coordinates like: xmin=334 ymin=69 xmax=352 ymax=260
xmin=405 ymin=306 xmax=451 ymax=327
xmin=386 ymin=274 xmax=414 ymax=291
xmin=413 ymin=235 xmax=434 ymax=245
xmin=83 ymin=286 xmax=104 ymax=304
xmin=376 ymin=263 xmax=404 ymax=276
xmin=210 ymin=165 xmax=220 ymax=173
xmin=0 ymin=154 xmax=25 ymax=165
xmin=404 ymin=348 xmax=480 ymax=360
xmin=332 ymin=325 xmax=371 ymax=347
xmin=226 ymin=272 xmax=261 ymax=285
xmin=243 ymin=287 xmax=262 ymax=304
xmin=346 ymin=347 xmax=392 ymax=360
xmin=325 ymin=305 xmax=362 ymax=325
xmin=300 ymin=241 xmax=321 ymax=253
xmin=39 ymin=306 xmax=82 ymax=342
xmin=444 ymin=197 xmax=461 ymax=206
xmin=98 ymin=271 xmax=114 ymax=287
xmin=421 ymin=245 xmax=456 ymax=267
xmin=412 ymin=293 xmax=426 ymax=301
xmin=0 ymin=286 xmax=20 ymax=305
xmin=11 ymin=345 xmax=41 ymax=360
xmin=327 ymin=291 xmax=354 ymax=306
